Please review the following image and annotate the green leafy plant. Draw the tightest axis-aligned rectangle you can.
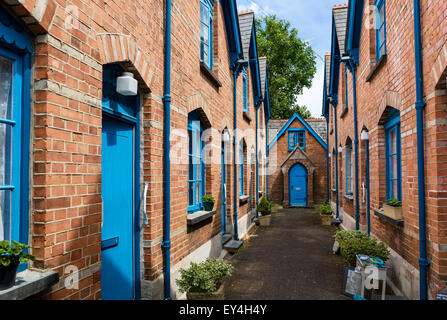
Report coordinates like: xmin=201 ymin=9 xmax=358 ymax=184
xmin=0 ymin=240 xmax=35 ymax=267
xmin=176 ymin=258 xmax=234 ymax=294
xmin=335 ymin=230 xmax=390 ymax=266
xmin=202 ymin=195 xmax=215 ymax=203
xmin=320 ymin=201 xmax=333 ymax=216
xmin=257 ymin=197 xmax=272 ymax=216
xmin=386 ymin=199 xmax=402 ymax=207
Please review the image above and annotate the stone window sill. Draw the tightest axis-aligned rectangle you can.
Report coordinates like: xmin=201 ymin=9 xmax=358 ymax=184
xmin=239 ymin=195 xmax=249 ymax=205
xmin=187 ymin=210 xmax=217 ymax=226
xmin=366 ymin=54 xmax=387 ymax=82
xmin=331 ymin=188 xmax=337 ymax=193
xmin=374 ymin=209 xmax=404 ymax=228
xmin=344 ymin=194 xmax=354 ymax=201
xmin=200 ymin=62 xmax=222 ymax=88
xmin=0 ymin=269 xmax=59 ymax=300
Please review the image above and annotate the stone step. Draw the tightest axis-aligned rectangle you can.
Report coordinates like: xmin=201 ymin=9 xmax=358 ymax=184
xmin=222 ymin=234 xmax=232 ymax=245
xmin=224 ymin=240 xmax=243 ymax=253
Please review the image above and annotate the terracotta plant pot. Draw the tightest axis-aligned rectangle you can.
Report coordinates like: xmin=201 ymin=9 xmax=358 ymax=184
xmin=259 ymin=215 xmax=271 ymax=227
xmin=0 ymin=261 xmax=19 ymax=290
xmin=321 ymin=214 xmax=332 ymax=226
xmin=187 ymin=284 xmax=224 ymax=300
xmin=383 ymin=204 xmax=403 ymax=220
xmin=203 ymin=202 xmax=215 ymax=212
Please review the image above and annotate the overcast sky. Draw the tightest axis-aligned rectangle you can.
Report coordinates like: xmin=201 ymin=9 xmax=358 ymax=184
xmin=237 ymin=0 xmax=341 ymax=118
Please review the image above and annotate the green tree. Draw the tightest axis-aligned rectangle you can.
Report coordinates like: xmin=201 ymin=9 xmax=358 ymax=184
xmin=256 ymin=15 xmax=316 ymax=119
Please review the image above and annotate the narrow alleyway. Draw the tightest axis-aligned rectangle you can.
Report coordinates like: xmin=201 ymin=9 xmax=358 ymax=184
xmin=224 ymin=207 xmax=349 ymax=300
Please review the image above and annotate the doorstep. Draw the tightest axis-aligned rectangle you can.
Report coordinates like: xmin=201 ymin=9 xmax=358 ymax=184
xmin=0 ymin=269 xmax=59 ymax=300
xmin=224 ymin=240 xmax=243 ymax=253
xmin=222 ymin=234 xmax=232 ymax=245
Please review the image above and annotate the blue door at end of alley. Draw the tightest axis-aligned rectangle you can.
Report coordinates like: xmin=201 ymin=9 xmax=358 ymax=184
xmin=289 ymin=164 xmax=308 ymax=206
xmin=101 ymin=115 xmax=134 ymax=300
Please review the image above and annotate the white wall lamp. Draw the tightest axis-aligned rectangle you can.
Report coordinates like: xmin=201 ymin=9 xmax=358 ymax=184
xmin=222 ymin=131 xmax=230 ymax=143
xmin=117 ymin=72 xmax=138 ymax=96
xmin=361 ymin=130 xmax=370 ymax=141
xmin=338 ymin=146 xmax=343 ymax=153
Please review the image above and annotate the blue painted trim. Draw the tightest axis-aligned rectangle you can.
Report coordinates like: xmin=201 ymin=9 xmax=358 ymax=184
xmin=326 ymin=119 xmax=330 ymax=202
xmin=200 ymin=0 xmax=214 ymax=70
xmin=187 ymin=112 xmax=205 ymax=213
xmin=0 ymin=17 xmax=32 ymax=272
xmin=162 ymin=0 xmax=172 ymax=301
xmin=365 ymin=138 xmax=371 ymax=236
xmin=375 ymin=0 xmax=386 ymax=61
xmin=239 ymin=140 xmax=244 ymax=196
xmin=255 ymin=106 xmax=259 ymax=213
xmin=287 ymin=129 xmax=306 ymax=151
xmin=333 ymin=102 xmax=340 ymax=219
xmin=233 ymin=66 xmax=240 ymax=240
xmin=242 ymin=68 xmax=248 ymax=112
xmin=385 ymin=112 xmax=402 ymax=202
xmin=268 ymin=113 xmax=328 ymax=151
xmin=345 ymin=142 xmax=353 ymax=195
xmin=134 ymin=94 xmax=141 ymax=300
xmin=344 ymin=65 xmax=349 ymax=110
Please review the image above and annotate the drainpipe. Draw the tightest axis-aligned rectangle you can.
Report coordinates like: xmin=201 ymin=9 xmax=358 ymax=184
xmin=256 ymin=105 xmax=259 ymax=211
xmin=413 ymin=0 xmax=429 ymax=300
xmin=161 ymin=0 xmax=172 ymax=301
xmin=233 ymin=64 xmax=240 ymax=241
xmin=331 ymin=99 xmax=340 ymax=219
xmin=266 ymin=121 xmax=269 ymax=201
xmin=352 ymin=66 xmax=360 ymax=231
xmin=326 ymin=118 xmax=330 ymax=202
xmin=344 ymin=57 xmax=360 ymax=230
xmin=361 ymin=130 xmax=370 ymax=236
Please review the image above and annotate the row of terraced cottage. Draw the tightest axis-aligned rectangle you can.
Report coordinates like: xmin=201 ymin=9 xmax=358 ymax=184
xmin=323 ymin=1 xmax=447 ymax=299
xmin=0 ymin=0 xmax=271 ymax=300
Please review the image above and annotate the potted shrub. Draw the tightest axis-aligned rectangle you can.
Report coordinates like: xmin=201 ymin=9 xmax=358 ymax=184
xmin=176 ymin=258 xmax=234 ymax=300
xmin=383 ymin=199 xmax=402 ymax=220
xmin=0 ymin=240 xmax=35 ymax=290
xmin=257 ymin=197 xmax=272 ymax=227
xmin=334 ymin=230 xmax=390 ymax=267
xmin=320 ymin=201 xmax=333 ymax=226
xmin=202 ymin=195 xmax=215 ymax=212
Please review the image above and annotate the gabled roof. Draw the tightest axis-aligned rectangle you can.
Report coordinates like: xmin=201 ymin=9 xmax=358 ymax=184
xmin=322 ymin=53 xmax=331 ymax=118
xmin=280 ymin=145 xmax=316 ymax=169
xmin=239 ymin=11 xmax=254 ymax=60
xmin=220 ymin=0 xmax=244 ymax=69
xmin=346 ymin=0 xmax=364 ymax=64
xmin=259 ymin=57 xmax=271 ymax=122
xmin=238 ymin=10 xmax=263 ymax=107
xmin=259 ymin=57 xmax=267 ymax=95
xmin=268 ymin=113 xmax=328 ymax=151
xmin=333 ymin=5 xmax=348 ymax=56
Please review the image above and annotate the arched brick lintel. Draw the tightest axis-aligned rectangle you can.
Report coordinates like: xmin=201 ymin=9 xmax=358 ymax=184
xmin=432 ymin=39 xmax=447 ymax=88
xmin=97 ymin=33 xmax=153 ymax=94
xmin=2 ymin=0 xmax=57 ymax=35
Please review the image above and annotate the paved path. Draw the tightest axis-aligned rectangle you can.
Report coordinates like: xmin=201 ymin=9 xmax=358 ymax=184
xmin=224 ymin=207 xmax=349 ymax=300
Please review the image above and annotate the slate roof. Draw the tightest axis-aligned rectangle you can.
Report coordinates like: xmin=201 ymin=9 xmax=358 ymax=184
xmin=333 ymin=5 xmax=348 ymax=55
xmin=238 ymin=11 xmax=254 ymax=60
xmin=259 ymin=57 xmax=267 ymax=97
xmin=325 ymin=53 xmax=331 ymax=96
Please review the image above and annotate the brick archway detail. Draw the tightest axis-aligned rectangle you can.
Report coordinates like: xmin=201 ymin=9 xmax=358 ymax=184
xmin=432 ymin=39 xmax=447 ymax=88
xmin=97 ymin=33 xmax=154 ymax=93
xmin=2 ymin=0 xmax=57 ymax=34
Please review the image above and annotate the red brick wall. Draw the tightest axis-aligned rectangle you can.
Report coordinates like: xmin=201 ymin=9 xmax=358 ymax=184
xmin=327 ymin=0 xmax=447 ymax=297
xmin=268 ymin=118 xmax=328 ymax=207
xmin=2 ymin=0 xmax=265 ymax=300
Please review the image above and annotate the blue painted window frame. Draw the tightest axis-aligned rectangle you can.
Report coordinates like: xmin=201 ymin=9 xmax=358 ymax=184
xmin=239 ymin=140 xmax=244 ymax=196
xmin=385 ymin=111 xmax=402 ymax=201
xmin=188 ymin=111 xmax=205 ymax=213
xmin=200 ymin=0 xmax=214 ymax=70
xmin=375 ymin=0 xmax=386 ymax=61
xmin=288 ymin=129 xmax=306 ymax=151
xmin=0 ymin=12 xmax=32 ymax=266
xmin=345 ymin=142 xmax=353 ymax=195
xmin=242 ymin=68 xmax=248 ymax=113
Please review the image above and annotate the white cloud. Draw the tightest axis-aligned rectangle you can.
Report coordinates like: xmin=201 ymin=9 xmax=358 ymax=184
xmin=238 ymin=0 xmax=273 ymax=16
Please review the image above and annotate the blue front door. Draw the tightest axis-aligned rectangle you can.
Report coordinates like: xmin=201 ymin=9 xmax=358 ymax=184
xmin=289 ymin=164 xmax=307 ymax=206
xmin=101 ymin=115 xmax=135 ymax=300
